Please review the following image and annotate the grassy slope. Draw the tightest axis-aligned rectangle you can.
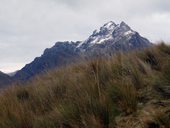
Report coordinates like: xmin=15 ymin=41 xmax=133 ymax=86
xmin=0 ymin=43 xmax=170 ymax=128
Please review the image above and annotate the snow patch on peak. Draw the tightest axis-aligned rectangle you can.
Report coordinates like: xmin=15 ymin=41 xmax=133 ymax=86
xmin=103 ymin=21 xmax=116 ymax=29
xmin=76 ymin=41 xmax=84 ymax=48
xmin=123 ymin=30 xmax=135 ymax=36
xmin=96 ymin=36 xmax=113 ymax=44
xmin=77 ymin=21 xmax=136 ymax=49
xmin=100 ymin=21 xmax=117 ymax=32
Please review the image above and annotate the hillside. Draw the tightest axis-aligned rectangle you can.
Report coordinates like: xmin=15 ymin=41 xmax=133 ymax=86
xmin=0 ymin=43 xmax=170 ymax=128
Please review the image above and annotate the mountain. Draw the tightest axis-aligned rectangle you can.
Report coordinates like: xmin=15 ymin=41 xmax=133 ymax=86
xmin=78 ymin=21 xmax=151 ymax=55
xmin=14 ymin=41 xmax=80 ymax=81
xmin=12 ymin=21 xmax=151 ymax=81
xmin=0 ymin=71 xmax=12 ymax=87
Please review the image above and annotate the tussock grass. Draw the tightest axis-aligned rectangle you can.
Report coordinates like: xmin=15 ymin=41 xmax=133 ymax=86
xmin=153 ymin=109 xmax=170 ymax=128
xmin=0 ymin=43 xmax=170 ymax=128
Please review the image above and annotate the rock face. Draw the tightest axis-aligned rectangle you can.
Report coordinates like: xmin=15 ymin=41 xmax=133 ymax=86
xmin=12 ymin=21 xmax=151 ymax=81
xmin=14 ymin=41 xmax=80 ymax=81
xmin=77 ymin=21 xmax=151 ymax=54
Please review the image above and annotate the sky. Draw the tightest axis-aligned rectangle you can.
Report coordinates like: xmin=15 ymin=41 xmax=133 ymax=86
xmin=0 ymin=0 xmax=170 ymax=73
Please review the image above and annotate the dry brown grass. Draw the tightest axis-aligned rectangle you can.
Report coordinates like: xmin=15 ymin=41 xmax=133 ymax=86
xmin=0 ymin=43 xmax=170 ymax=128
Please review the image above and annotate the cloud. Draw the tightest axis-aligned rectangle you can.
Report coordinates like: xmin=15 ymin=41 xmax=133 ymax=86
xmin=0 ymin=0 xmax=170 ymax=72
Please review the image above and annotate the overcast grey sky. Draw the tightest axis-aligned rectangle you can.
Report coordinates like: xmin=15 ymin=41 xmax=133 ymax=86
xmin=0 ymin=0 xmax=170 ymax=73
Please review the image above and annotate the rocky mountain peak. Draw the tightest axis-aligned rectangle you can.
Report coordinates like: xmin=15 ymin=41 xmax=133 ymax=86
xmin=12 ymin=21 xmax=151 ymax=81
xmin=77 ymin=21 xmax=138 ymax=50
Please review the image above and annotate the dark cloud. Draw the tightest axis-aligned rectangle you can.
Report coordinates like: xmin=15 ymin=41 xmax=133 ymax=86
xmin=0 ymin=0 xmax=170 ymax=72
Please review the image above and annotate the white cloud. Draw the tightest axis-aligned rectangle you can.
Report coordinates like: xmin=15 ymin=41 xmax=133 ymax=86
xmin=0 ymin=0 xmax=170 ymax=72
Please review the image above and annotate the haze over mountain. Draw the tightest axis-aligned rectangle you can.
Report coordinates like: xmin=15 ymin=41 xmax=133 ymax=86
xmin=12 ymin=21 xmax=151 ymax=81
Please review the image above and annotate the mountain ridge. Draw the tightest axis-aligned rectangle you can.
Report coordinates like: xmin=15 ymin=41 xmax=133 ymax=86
xmin=77 ymin=21 xmax=151 ymax=52
xmin=3 ymin=21 xmax=152 ymax=83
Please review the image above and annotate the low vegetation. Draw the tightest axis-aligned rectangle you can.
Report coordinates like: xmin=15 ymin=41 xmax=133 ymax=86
xmin=0 ymin=43 xmax=170 ymax=128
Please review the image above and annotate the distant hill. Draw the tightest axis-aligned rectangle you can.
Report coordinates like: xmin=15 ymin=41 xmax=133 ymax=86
xmin=13 ymin=21 xmax=152 ymax=81
xmin=0 ymin=71 xmax=12 ymax=87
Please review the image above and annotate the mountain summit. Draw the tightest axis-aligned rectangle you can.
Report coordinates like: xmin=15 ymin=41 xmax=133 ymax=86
xmin=12 ymin=21 xmax=151 ymax=81
xmin=77 ymin=21 xmax=117 ymax=48
xmin=77 ymin=21 xmax=151 ymax=52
